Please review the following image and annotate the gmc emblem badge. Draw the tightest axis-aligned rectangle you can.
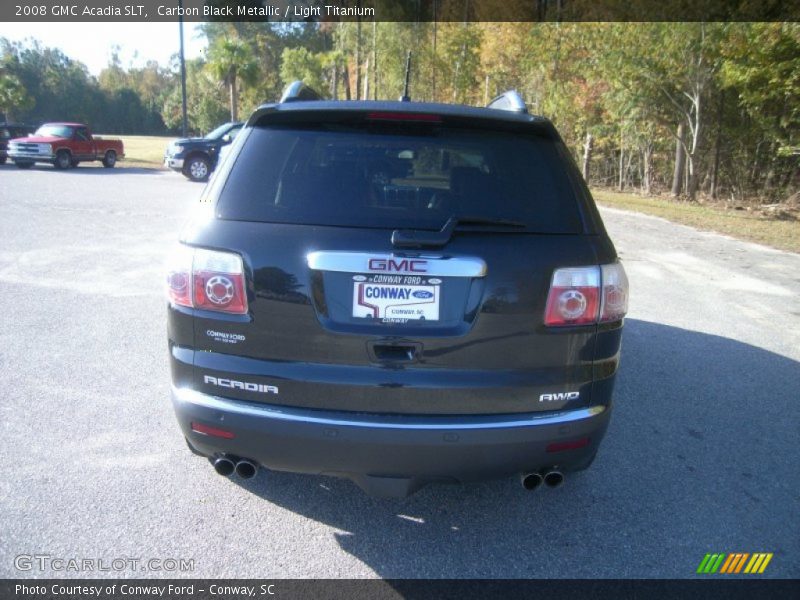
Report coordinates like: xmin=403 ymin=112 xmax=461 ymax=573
xmin=367 ymin=258 xmax=428 ymax=273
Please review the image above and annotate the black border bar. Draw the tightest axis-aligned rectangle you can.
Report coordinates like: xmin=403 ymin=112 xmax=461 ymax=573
xmin=2 ymin=579 xmax=800 ymax=600
xmin=2 ymin=0 xmax=799 ymax=23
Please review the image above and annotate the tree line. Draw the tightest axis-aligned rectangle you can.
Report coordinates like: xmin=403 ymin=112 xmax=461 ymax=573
xmin=1 ymin=22 xmax=797 ymax=202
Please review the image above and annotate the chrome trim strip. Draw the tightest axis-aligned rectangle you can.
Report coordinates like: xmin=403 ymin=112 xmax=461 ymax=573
xmin=9 ymin=153 xmax=52 ymax=159
xmin=307 ymin=251 xmax=487 ymax=278
xmin=174 ymin=387 xmax=605 ymax=430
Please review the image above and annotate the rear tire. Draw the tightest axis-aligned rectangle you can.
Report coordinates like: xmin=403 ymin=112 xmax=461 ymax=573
xmin=54 ymin=149 xmax=72 ymax=170
xmin=15 ymin=160 xmax=33 ymax=169
xmin=102 ymin=150 xmax=117 ymax=168
xmin=183 ymin=155 xmax=210 ymax=182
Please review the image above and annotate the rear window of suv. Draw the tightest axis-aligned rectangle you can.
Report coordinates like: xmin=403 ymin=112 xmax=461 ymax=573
xmin=215 ymin=122 xmax=583 ymax=233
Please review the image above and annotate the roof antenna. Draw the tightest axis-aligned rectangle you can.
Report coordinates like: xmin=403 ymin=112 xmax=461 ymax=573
xmin=400 ymin=51 xmax=412 ymax=102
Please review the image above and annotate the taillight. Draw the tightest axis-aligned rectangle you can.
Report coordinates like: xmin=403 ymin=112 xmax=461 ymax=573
xmin=192 ymin=248 xmax=248 ymax=314
xmin=544 ymin=266 xmax=600 ymax=326
xmin=165 ymin=244 xmax=193 ymax=308
xmin=166 ymin=245 xmax=248 ymax=315
xmin=600 ymin=263 xmax=629 ymax=322
xmin=544 ymin=262 xmax=628 ymax=327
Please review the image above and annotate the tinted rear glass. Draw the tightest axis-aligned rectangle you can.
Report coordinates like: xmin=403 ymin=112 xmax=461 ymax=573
xmin=216 ymin=123 xmax=582 ymax=233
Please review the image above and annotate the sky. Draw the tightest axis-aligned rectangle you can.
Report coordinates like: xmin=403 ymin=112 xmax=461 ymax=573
xmin=0 ymin=23 xmax=208 ymax=75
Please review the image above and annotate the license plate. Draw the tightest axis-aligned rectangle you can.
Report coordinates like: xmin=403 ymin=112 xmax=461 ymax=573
xmin=353 ymin=277 xmax=440 ymax=321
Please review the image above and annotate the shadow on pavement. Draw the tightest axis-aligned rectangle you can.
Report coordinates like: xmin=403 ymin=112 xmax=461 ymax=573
xmin=229 ymin=319 xmax=800 ymax=578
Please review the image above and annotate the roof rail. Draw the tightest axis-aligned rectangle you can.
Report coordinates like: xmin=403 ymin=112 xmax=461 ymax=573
xmin=280 ymin=81 xmax=322 ymax=103
xmin=486 ymin=90 xmax=527 ymax=114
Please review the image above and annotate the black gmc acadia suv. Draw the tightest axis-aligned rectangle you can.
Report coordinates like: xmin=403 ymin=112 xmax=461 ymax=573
xmin=166 ymin=82 xmax=628 ymax=497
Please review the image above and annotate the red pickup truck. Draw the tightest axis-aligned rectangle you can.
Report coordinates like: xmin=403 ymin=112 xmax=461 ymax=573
xmin=8 ymin=122 xmax=124 ymax=169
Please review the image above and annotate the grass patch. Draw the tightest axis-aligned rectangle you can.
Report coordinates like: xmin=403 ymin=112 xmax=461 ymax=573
xmin=593 ymin=189 xmax=800 ymax=254
xmin=95 ymin=134 xmax=174 ymax=169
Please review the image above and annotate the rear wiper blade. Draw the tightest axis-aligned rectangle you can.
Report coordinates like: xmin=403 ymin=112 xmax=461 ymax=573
xmin=391 ymin=215 xmax=526 ymax=248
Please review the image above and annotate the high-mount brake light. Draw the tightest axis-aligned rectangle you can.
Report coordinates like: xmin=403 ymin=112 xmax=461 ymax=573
xmin=165 ymin=246 xmax=248 ymax=315
xmin=544 ymin=263 xmax=628 ymax=327
xmin=366 ymin=112 xmax=442 ymax=123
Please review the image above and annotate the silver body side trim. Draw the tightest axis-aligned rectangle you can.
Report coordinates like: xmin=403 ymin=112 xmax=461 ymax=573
xmin=306 ymin=251 xmax=487 ymax=278
xmin=174 ymin=387 xmax=605 ymax=430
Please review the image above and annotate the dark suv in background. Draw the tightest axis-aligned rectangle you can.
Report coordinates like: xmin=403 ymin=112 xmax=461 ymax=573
xmin=166 ymin=83 xmax=628 ymax=497
xmin=164 ymin=121 xmax=243 ymax=182
xmin=0 ymin=123 xmax=35 ymax=164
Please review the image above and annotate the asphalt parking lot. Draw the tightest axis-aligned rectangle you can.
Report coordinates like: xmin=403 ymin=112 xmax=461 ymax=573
xmin=1 ymin=164 xmax=798 ymax=578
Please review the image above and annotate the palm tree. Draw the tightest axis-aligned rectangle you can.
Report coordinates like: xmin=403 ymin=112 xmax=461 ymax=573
xmin=206 ymin=38 xmax=259 ymax=122
xmin=0 ymin=72 xmax=34 ymax=122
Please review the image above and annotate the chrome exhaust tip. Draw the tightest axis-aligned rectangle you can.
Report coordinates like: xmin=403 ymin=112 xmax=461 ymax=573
xmin=235 ymin=459 xmax=258 ymax=480
xmin=213 ymin=457 xmax=235 ymax=477
xmin=543 ymin=470 xmax=564 ymax=488
xmin=521 ymin=472 xmax=544 ymax=491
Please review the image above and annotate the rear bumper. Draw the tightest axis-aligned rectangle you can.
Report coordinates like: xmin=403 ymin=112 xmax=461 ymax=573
xmin=172 ymin=386 xmax=611 ymax=495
